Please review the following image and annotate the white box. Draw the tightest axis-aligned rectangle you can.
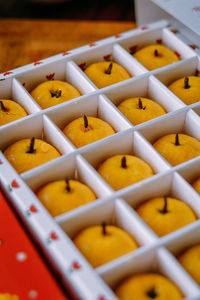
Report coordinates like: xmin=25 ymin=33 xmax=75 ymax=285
xmin=1 ymin=3 xmax=200 ymax=299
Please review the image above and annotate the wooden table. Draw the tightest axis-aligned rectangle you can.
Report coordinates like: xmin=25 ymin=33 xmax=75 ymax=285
xmin=0 ymin=19 xmax=135 ymax=73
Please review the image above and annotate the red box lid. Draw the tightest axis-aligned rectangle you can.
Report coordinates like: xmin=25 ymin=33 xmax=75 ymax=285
xmin=0 ymin=191 xmax=68 ymax=300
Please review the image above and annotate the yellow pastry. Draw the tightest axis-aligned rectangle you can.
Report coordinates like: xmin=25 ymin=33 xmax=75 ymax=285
xmin=30 ymin=80 xmax=81 ymax=109
xmin=168 ymin=76 xmax=200 ymax=105
xmin=192 ymin=176 xmax=200 ymax=194
xmin=133 ymin=44 xmax=179 ymax=70
xmin=0 ymin=294 xmax=19 ymax=300
xmin=115 ymin=273 xmax=182 ymax=300
xmin=179 ymin=244 xmax=200 ymax=285
xmin=0 ymin=99 xmax=27 ymax=126
xmin=37 ymin=179 xmax=96 ymax=217
xmin=73 ymin=224 xmax=138 ymax=268
xmin=4 ymin=137 xmax=60 ymax=173
xmin=153 ymin=133 xmax=200 ymax=166
xmin=136 ymin=197 xmax=196 ymax=237
xmin=98 ymin=155 xmax=154 ymax=190
xmin=84 ymin=61 xmax=131 ymax=89
xmin=117 ymin=97 xmax=166 ymax=125
xmin=63 ymin=115 xmax=115 ymax=148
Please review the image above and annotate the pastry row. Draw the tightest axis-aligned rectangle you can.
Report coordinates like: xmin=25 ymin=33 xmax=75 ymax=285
xmin=20 ymin=151 xmax=200 ymax=299
xmin=1 ymin=72 xmax=200 ymax=128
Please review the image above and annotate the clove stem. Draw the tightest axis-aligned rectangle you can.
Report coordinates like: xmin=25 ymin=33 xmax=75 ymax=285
xmin=154 ymin=49 xmax=159 ymax=57
xmin=175 ymin=133 xmax=180 ymax=146
xmin=159 ymin=196 xmax=168 ymax=214
xmin=65 ymin=178 xmax=71 ymax=192
xmin=105 ymin=62 xmax=113 ymax=74
xmin=50 ymin=90 xmax=62 ymax=98
xmin=146 ymin=286 xmax=157 ymax=299
xmin=0 ymin=100 xmax=8 ymax=112
xmin=138 ymin=98 xmax=145 ymax=109
xmin=121 ymin=156 xmax=127 ymax=168
xmin=102 ymin=222 xmax=107 ymax=235
xmin=184 ymin=77 xmax=191 ymax=89
xmin=83 ymin=115 xmax=88 ymax=129
xmin=26 ymin=137 xmax=36 ymax=154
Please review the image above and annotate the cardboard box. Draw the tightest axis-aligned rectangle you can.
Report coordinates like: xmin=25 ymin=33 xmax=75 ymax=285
xmin=0 ymin=191 xmax=67 ymax=299
xmin=0 ymin=3 xmax=200 ymax=299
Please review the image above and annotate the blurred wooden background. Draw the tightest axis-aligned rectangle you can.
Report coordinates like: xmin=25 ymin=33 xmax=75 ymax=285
xmin=0 ymin=20 xmax=135 ymax=73
xmin=0 ymin=0 xmax=135 ymax=73
xmin=0 ymin=0 xmax=135 ymax=20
